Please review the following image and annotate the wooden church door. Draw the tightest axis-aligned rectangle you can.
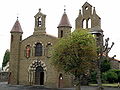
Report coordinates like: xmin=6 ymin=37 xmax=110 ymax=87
xmin=35 ymin=66 xmax=44 ymax=85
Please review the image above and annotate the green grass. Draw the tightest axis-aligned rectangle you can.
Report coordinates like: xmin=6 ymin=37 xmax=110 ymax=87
xmin=89 ymin=83 xmax=119 ymax=87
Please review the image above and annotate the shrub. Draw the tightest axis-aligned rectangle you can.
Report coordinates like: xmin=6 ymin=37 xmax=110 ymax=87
xmin=109 ymin=69 xmax=120 ymax=82
xmin=104 ymin=71 xmax=118 ymax=83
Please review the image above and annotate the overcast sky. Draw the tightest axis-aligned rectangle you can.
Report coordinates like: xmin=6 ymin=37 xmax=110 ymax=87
xmin=0 ymin=0 xmax=120 ymax=67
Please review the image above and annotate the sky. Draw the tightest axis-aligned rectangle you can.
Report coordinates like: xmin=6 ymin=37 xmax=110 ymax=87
xmin=0 ymin=0 xmax=120 ymax=67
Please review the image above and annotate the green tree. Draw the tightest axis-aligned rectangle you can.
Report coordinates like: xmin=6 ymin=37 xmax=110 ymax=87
xmin=51 ymin=29 xmax=97 ymax=90
xmin=101 ymin=57 xmax=111 ymax=72
xmin=2 ymin=49 xmax=10 ymax=69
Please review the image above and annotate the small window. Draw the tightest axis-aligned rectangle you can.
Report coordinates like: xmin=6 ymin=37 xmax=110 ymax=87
xmin=35 ymin=43 xmax=42 ymax=56
xmin=11 ymin=35 xmax=13 ymax=42
xmin=20 ymin=36 xmax=22 ymax=41
xmin=26 ymin=45 xmax=31 ymax=58
xmin=61 ymin=30 xmax=63 ymax=38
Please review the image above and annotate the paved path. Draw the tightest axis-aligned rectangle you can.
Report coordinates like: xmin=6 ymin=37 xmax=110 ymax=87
xmin=0 ymin=82 xmax=119 ymax=90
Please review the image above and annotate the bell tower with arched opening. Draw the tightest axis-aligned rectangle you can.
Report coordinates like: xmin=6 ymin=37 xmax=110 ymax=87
xmin=75 ymin=2 xmax=103 ymax=47
xmin=33 ymin=9 xmax=46 ymax=35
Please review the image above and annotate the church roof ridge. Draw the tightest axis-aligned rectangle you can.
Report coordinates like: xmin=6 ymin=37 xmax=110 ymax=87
xmin=10 ymin=19 xmax=23 ymax=33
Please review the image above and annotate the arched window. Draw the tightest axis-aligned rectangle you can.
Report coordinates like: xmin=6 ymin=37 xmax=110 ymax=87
xmin=26 ymin=45 xmax=31 ymax=58
xmin=88 ymin=18 xmax=91 ymax=28
xmin=35 ymin=43 xmax=42 ymax=56
xmin=82 ymin=19 xmax=86 ymax=29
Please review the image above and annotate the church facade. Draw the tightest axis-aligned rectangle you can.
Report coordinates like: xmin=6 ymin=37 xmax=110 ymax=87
xmin=9 ymin=2 xmax=103 ymax=88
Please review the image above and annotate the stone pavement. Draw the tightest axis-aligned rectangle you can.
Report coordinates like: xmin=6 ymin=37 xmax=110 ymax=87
xmin=0 ymin=82 xmax=120 ymax=90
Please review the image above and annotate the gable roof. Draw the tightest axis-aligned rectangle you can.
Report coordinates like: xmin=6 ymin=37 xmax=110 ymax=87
xmin=82 ymin=2 xmax=92 ymax=8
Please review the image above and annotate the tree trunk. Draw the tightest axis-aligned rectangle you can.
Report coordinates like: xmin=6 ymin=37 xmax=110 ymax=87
xmin=96 ymin=68 xmax=103 ymax=90
xmin=96 ymin=57 xmax=104 ymax=90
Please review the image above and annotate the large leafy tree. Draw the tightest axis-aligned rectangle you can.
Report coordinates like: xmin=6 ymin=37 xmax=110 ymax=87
xmin=2 ymin=49 xmax=10 ymax=69
xmin=51 ymin=29 xmax=97 ymax=90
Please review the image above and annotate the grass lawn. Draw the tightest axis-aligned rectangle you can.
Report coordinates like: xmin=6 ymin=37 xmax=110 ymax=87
xmin=89 ymin=83 xmax=119 ymax=87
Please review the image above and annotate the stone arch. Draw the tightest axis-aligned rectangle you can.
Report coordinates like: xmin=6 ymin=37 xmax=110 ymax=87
xmin=28 ymin=59 xmax=46 ymax=85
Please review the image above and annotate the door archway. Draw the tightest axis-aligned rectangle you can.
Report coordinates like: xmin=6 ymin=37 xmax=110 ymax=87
xmin=28 ymin=60 xmax=46 ymax=85
xmin=35 ymin=66 xmax=44 ymax=85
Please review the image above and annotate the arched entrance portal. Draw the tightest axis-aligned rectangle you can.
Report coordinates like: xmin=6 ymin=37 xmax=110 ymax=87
xmin=35 ymin=66 xmax=44 ymax=85
xmin=28 ymin=59 xmax=46 ymax=85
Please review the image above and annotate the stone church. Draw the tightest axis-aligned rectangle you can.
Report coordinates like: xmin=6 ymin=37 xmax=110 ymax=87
xmin=9 ymin=2 xmax=103 ymax=88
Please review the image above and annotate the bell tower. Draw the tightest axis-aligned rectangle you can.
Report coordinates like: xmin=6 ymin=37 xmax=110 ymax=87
xmin=75 ymin=2 xmax=103 ymax=47
xmin=75 ymin=2 xmax=101 ymax=29
xmin=33 ymin=9 xmax=46 ymax=35
xmin=9 ymin=18 xmax=23 ymax=84
xmin=57 ymin=9 xmax=72 ymax=38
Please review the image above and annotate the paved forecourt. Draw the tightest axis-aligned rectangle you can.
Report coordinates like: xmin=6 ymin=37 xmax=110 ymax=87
xmin=0 ymin=82 xmax=119 ymax=90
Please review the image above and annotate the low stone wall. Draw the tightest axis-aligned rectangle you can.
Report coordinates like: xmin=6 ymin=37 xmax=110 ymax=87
xmin=0 ymin=72 xmax=8 ymax=82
